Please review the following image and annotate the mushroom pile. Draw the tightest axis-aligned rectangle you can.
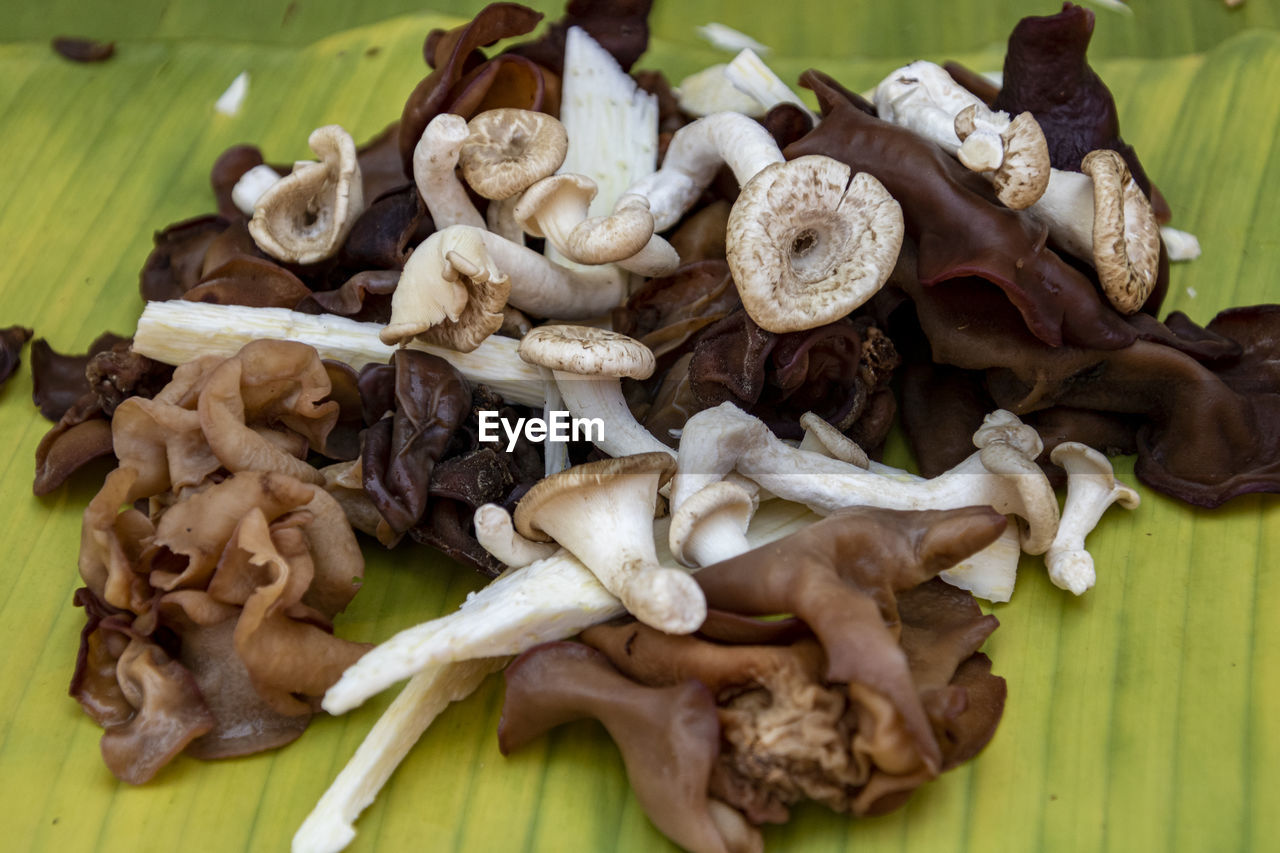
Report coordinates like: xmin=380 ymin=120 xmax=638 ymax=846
xmin=31 ymin=1 xmax=1280 ymax=852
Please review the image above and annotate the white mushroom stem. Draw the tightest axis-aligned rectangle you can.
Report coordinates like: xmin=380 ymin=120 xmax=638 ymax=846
xmin=624 ymin=111 xmax=786 ymax=231
xmin=540 ymin=370 xmax=570 ymax=478
xmin=1161 ymin=226 xmax=1201 ymax=262
xmin=725 ymin=48 xmax=816 ymax=120
xmin=131 ymin=301 xmax=547 ymax=407
xmin=474 ymin=228 xmax=631 ymax=318
xmin=473 ymin=503 xmax=558 ymax=568
xmin=231 ymin=164 xmax=282 ymax=216
xmin=486 ymin=194 xmax=526 ymax=245
xmin=676 ymin=64 xmax=768 ymax=118
xmin=413 ymin=113 xmax=485 ymax=229
xmin=292 ymin=658 xmax=504 ymax=853
xmin=1044 ymin=442 xmax=1140 ymax=595
xmin=1027 ymin=168 xmax=1106 ymax=262
xmin=324 ymin=551 xmax=625 ymax=714
xmin=553 ymin=372 xmax=675 ymax=458
xmin=673 ymin=403 xmax=1060 ymax=555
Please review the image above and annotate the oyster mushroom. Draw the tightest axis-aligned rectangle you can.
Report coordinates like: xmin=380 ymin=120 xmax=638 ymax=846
xmin=725 ymin=155 xmax=904 ymax=333
xmin=1044 ymin=442 xmax=1140 ymax=594
xmin=458 ymin=108 xmax=569 ymax=201
xmin=379 ymin=225 xmax=509 ymax=353
xmin=517 ymin=324 xmax=674 ymax=458
xmin=248 ymin=125 xmax=364 ymax=264
xmin=513 ymin=453 xmax=706 ymax=634
xmin=668 ymin=480 xmax=756 ymax=569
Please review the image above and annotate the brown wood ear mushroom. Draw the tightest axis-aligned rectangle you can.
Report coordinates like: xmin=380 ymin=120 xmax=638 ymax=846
xmin=498 ymin=642 xmax=760 ymax=853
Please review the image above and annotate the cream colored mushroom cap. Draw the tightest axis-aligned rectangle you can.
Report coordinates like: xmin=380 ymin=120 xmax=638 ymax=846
xmin=459 ymin=109 xmax=569 ymax=200
xmin=517 ymin=325 xmax=656 ymax=380
xmin=726 ymin=155 xmax=905 ymax=334
xmin=1081 ymin=149 xmax=1161 ymax=315
xmin=248 ymin=124 xmax=364 ymax=265
xmin=668 ymin=480 xmax=755 ymax=566
xmin=513 ymin=173 xmax=598 ymax=239
xmin=514 ymin=452 xmax=677 ymax=541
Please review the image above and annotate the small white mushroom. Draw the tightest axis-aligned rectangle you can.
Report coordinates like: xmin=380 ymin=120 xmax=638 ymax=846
xmin=873 ymin=61 xmax=1050 ymax=210
xmin=726 ymin=155 xmax=904 ymax=333
xmin=458 ymin=108 xmax=569 ymax=201
xmin=412 ymin=113 xmax=486 ymax=229
xmin=231 ymin=164 xmax=282 ymax=216
xmin=1044 ymin=442 xmax=1140 ymax=595
xmin=514 ymin=175 xmax=679 ymax=275
xmin=668 ymin=480 xmax=756 ymax=568
xmin=248 ymin=124 xmax=365 ymax=264
xmin=517 ymin=325 xmax=674 ymax=459
xmin=473 ymin=503 xmax=558 ymax=568
xmin=514 ymin=453 xmax=706 ymax=634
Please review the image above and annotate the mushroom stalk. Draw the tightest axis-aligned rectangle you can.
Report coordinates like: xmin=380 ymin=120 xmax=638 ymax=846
xmin=1044 ymin=442 xmax=1140 ymax=595
xmin=473 ymin=503 xmax=558 ymax=568
xmin=323 ymin=550 xmax=624 ymax=714
xmin=231 ymin=164 xmax=282 ymax=216
xmin=553 ymin=372 xmax=674 ymax=458
xmin=131 ymin=301 xmax=547 ymax=407
xmin=476 ymin=228 xmax=630 ymax=318
xmin=624 ymin=111 xmax=786 ymax=231
xmin=292 ymin=658 xmax=504 ymax=853
xmin=413 ymin=113 xmax=485 ymax=229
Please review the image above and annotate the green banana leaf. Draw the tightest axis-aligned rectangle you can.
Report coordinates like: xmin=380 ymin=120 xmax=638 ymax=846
xmin=1 ymin=2 xmax=1276 ymax=851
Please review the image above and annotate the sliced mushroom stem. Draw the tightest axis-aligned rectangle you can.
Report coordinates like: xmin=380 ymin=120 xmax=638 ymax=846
xmin=1043 ymin=442 xmax=1140 ymax=595
xmin=624 ymin=111 xmax=786 ymax=231
xmin=291 ymin=658 xmax=504 ymax=853
xmin=231 ymin=164 xmax=282 ymax=216
xmin=413 ymin=113 xmax=485 ymax=229
xmin=473 ymin=503 xmax=558 ymax=568
xmin=724 ymin=48 xmax=816 ymax=120
xmin=131 ymin=301 xmax=546 ymax=407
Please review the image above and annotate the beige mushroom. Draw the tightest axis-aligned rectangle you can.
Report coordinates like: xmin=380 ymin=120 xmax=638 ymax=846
xmin=954 ymin=105 xmax=1051 ymax=210
xmin=514 ymin=453 xmax=706 ymax=634
xmin=797 ymin=411 xmax=870 ymax=468
xmin=517 ymin=325 xmax=674 ymax=459
xmin=726 ymin=155 xmax=904 ymax=333
xmin=248 ymin=125 xmax=364 ymax=264
xmin=458 ymin=108 xmax=569 ymax=201
xmin=1044 ymin=442 xmax=1140 ymax=595
xmin=1081 ymin=149 xmax=1163 ymax=313
xmin=1025 ymin=150 xmax=1161 ymax=314
xmin=380 ymin=225 xmax=509 ymax=353
xmin=514 ymin=175 xmax=679 ymax=276
xmin=413 ymin=113 xmax=486 ymax=230
xmin=873 ymin=60 xmax=1050 ymax=210
xmin=667 ymin=480 xmax=756 ymax=568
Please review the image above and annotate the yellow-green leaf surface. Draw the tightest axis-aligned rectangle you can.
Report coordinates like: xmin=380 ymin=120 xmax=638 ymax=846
xmin=1 ymin=2 xmax=1276 ymax=852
